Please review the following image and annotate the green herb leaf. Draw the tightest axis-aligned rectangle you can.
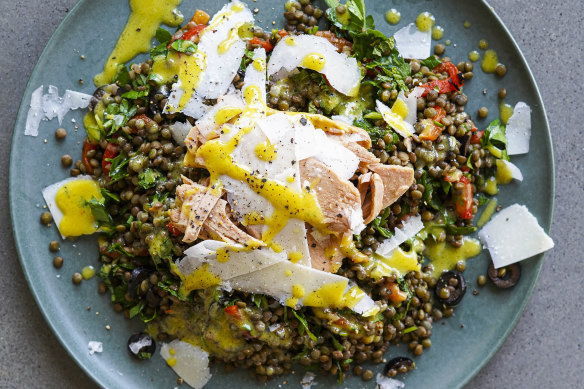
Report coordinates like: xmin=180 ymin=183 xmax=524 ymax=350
xmin=113 ymin=65 xmax=131 ymax=85
xmin=107 ymin=152 xmax=129 ymax=184
xmin=481 ymin=119 xmax=510 ymax=161
xmin=121 ymin=89 xmax=149 ymax=99
xmin=150 ymin=42 xmax=169 ymax=59
xmin=421 ymin=55 xmax=442 ymax=69
xmin=292 ymin=310 xmax=317 ymax=341
xmin=402 ymin=325 xmax=418 ymax=334
xmin=101 ymin=187 xmax=120 ymax=203
xmin=445 ymin=225 xmax=477 ymax=235
xmin=171 ymin=39 xmax=197 ymax=54
xmin=138 ymin=168 xmax=163 ymax=190
xmin=155 ymin=27 xmax=172 ymax=44
xmin=129 ymin=301 xmax=145 ymax=319
xmin=85 ymin=197 xmax=112 ymax=226
xmin=477 ymin=193 xmax=489 ymax=206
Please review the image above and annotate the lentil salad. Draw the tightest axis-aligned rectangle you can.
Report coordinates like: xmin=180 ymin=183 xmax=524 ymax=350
xmin=37 ymin=0 xmax=548 ymax=387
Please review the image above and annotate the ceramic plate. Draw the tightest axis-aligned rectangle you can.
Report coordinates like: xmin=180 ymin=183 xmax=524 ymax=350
xmin=10 ymin=0 xmax=554 ymax=388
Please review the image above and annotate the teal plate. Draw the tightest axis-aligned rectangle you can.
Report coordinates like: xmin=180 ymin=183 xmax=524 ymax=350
xmin=9 ymin=0 xmax=554 ymax=388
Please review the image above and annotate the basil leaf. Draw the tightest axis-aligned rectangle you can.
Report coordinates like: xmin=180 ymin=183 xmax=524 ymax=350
xmin=445 ymin=225 xmax=477 ymax=235
xmin=292 ymin=310 xmax=317 ymax=341
xmin=155 ymin=27 xmax=172 ymax=44
xmin=107 ymin=152 xmax=129 ymax=184
xmin=421 ymin=55 xmax=442 ymax=69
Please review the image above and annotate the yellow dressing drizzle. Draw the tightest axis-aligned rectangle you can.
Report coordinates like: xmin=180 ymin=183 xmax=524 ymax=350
xmin=341 ymin=285 xmax=366 ymax=308
xmin=166 ymin=357 xmax=177 ymax=367
xmin=392 ymin=98 xmax=408 ymax=119
xmin=252 ymin=58 xmax=266 ymax=71
xmin=415 ymin=12 xmax=435 ymax=32
xmin=151 ymin=51 xmax=182 ymax=84
xmin=218 ymin=25 xmax=242 ymax=54
xmin=303 ymin=281 xmax=348 ymax=307
xmin=499 ymin=101 xmax=514 ymax=124
xmin=288 ymin=251 xmax=303 ymax=263
xmin=477 ymin=198 xmax=498 ymax=228
xmin=431 ymin=26 xmax=444 ymax=40
xmin=302 ymin=53 xmax=326 ymax=72
xmin=81 ymin=266 xmax=96 ymax=280
xmin=94 ymin=0 xmax=183 ymax=85
xmin=481 ymin=49 xmax=499 ymax=73
xmin=215 ymin=106 xmax=243 ymax=125
xmin=495 ymin=159 xmax=514 ymax=184
xmin=285 ymin=37 xmax=296 ymax=46
xmin=292 ymin=284 xmax=305 ymax=298
xmin=285 ymin=270 xmax=292 ymax=276
xmin=55 ymin=178 xmax=103 ymax=237
xmin=425 ymin=237 xmax=481 ymax=277
xmin=177 ymin=263 xmax=222 ymax=294
xmin=216 ymin=247 xmax=230 ymax=263
xmin=254 ymin=140 xmax=278 ymax=161
xmin=369 ymin=247 xmax=421 ymax=279
xmin=385 ymin=9 xmax=401 ymax=25
xmin=174 ymin=51 xmax=207 ymax=112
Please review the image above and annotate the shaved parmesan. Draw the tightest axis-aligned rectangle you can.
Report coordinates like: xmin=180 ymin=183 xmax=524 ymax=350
xmin=393 ymin=23 xmax=431 ymax=59
xmin=267 ymin=35 xmax=361 ymax=96
xmin=301 ymin=372 xmax=316 ymax=389
xmin=169 ymin=121 xmax=193 ymax=146
xmin=376 ymin=373 xmax=405 ymax=389
xmin=500 ymin=159 xmax=523 ymax=181
xmin=505 ymin=102 xmax=531 ymax=155
xmin=402 ymin=87 xmax=425 ymax=125
xmin=180 ymin=241 xmax=286 ymax=280
xmin=25 ymin=85 xmax=91 ymax=136
xmin=376 ymin=99 xmax=415 ymax=138
xmin=478 ymin=204 xmax=554 ymax=268
xmin=242 ymin=48 xmax=267 ymax=105
xmin=160 ymin=340 xmax=211 ymax=389
xmin=376 ymin=215 xmax=424 ymax=257
xmin=88 ymin=341 xmax=103 ymax=355
xmin=195 ymin=90 xmax=244 ymax=139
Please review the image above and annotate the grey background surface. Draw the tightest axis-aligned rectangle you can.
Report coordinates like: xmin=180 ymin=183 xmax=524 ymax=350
xmin=1 ymin=0 xmax=582 ymax=388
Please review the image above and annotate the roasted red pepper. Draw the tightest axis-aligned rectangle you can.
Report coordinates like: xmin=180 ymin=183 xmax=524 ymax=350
xmin=420 ymin=62 xmax=464 ymax=97
xmin=250 ymin=37 xmax=274 ymax=52
xmin=181 ymin=24 xmax=206 ymax=41
xmin=82 ymin=139 xmax=98 ymax=175
xmin=419 ymin=106 xmax=447 ymax=141
xmin=102 ymin=142 xmax=119 ymax=178
xmin=470 ymin=129 xmax=484 ymax=144
xmin=454 ymin=176 xmax=474 ymax=219
xmin=277 ymin=29 xmax=289 ymax=38
xmin=167 ymin=222 xmax=182 ymax=237
xmin=224 ymin=305 xmax=241 ymax=319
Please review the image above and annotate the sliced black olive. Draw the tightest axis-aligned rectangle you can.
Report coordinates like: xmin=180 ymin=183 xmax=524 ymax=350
xmin=384 ymin=356 xmax=415 ymax=376
xmin=88 ymin=86 xmax=107 ymax=111
xmin=127 ymin=332 xmax=156 ymax=360
xmin=148 ymin=84 xmax=169 ymax=116
xmin=488 ymin=262 xmax=521 ymax=288
xmin=435 ymin=270 xmax=467 ymax=306
xmin=128 ymin=267 xmax=151 ymax=299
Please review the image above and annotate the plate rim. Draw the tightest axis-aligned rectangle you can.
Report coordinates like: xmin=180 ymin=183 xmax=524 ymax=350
xmin=9 ymin=0 xmax=555 ymax=388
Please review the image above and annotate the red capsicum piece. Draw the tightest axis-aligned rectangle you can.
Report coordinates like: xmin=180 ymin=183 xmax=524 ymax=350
xmin=454 ymin=176 xmax=474 ymax=219
xmin=102 ymin=142 xmax=119 ymax=178
xmin=419 ymin=106 xmax=447 ymax=141
xmin=82 ymin=139 xmax=98 ymax=175
xmin=181 ymin=24 xmax=206 ymax=41
xmin=470 ymin=129 xmax=484 ymax=144
xmin=250 ymin=37 xmax=274 ymax=52
xmin=420 ymin=62 xmax=464 ymax=97
xmin=167 ymin=222 xmax=182 ymax=237
xmin=224 ymin=305 xmax=241 ymax=319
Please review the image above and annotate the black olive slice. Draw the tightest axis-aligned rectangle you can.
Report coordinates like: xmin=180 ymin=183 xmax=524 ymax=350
xmin=128 ymin=267 xmax=151 ymax=299
xmin=88 ymin=86 xmax=107 ymax=111
xmin=435 ymin=270 xmax=467 ymax=306
xmin=488 ymin=262 xmax=521 ymax=288
xmin=127 ymin=332 xmax=156 ymax=360
xmin=384 ymin=356 xmax=415 ymax=377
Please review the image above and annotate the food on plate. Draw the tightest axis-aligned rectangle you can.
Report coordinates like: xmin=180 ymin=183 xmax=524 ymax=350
xmin=37 ymin=0 xmax=554 ymax=386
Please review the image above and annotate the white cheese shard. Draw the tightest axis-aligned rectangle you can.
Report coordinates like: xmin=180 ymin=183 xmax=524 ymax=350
xmin=376 ymin=373 xmax=405 ymax=389
xmin=393 ymin=22 xmax=431 ymax=59
xmin=242 ymin=47 xmax=267 ymax=105
xmin=376 ymin=215 xmax=424 ymax=257
xmin=88 ymin=341 xmax=103 ymax=355
xmin=401 ymin=87 xmax=425 ymax=125
xmin=300 ymin=372 xmax=316 ymax=389
xmin=195 ymin=90 xmax=244 ymax=139
xmin=164 ymin=1 xmax=253 ymax=118
xmin=376 ymin=99 xmax=415 ymax=138
xmin=478 ymin=204 xmax=554 ymax=269
xmin=24 ymin=85 xmax=91 ymax=136
xmin=505 ymin=102 xmax=531 ymax=155
xmin=169 ymin=121 xmax=193 ymax=146
xmin=501 ymin=159 xmax=524 ymax=181
xmin=160 ymin=340 xmax=211 ymax=389
xmin=267 ymin=34 xmax=361 ymax=96
xmin=180 ymin=241 xmax=286 ymax=280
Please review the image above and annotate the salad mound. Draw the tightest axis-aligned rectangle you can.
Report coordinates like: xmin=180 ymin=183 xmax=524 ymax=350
xmin=33 ymin=0 xmax=553 ymax=387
